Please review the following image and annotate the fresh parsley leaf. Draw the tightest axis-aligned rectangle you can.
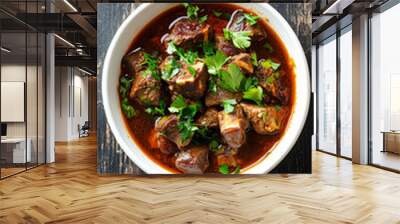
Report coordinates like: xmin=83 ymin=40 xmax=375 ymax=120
xmin=244 ymin=13 xmax=259 ymax=26
xmin=208 ymin=77 xmax=217 ymax=93
xmin=222 ymin=99 xmax=237 ymax=113
xmin=166 ymin=42 xmax=198 ymax=65
xmin=199 ymin=15 xmax=208 ymax=23
xmin=219 ymin=164 xmax=230 ymax=174
xmin=166 ymin=42 xmax=178 ymax=55
xmin=143 ymin=53 xmax=160 ymax=80
xmin=119 ymin=75 xmax=134 ymax=97
xmin=223 ymin=28 xmax=252 ymax=49
xmin=265 ymin=71 xmax=280 ymax=85
xmin=161 ymin=57 xmax=181 ymax=81
xmin=209 ymin=139 xmax=219 ymax=152
xmin=178 ymin=119 xmax=198 ymax=141
xmin=250 ymin=52 xmax=258 ymax=66
xmin=263 ymin=42 xmax=273 ymax=53
xmin=266 ymin=75 xmax=275 ymax=84
xmin=145 ymin=99 xmax=166 ymax=117
xmin=121 ymin=98 xmax=136 ymax=119
xmin=212 ymin=10 xmax=222 ymax=17
xmin=184 ymin=50 xmax=198 ymax=64
xmin=202 ymin=41 xmax=215 ymax=57
xmin=183 ymin=3 xmax=199 ymax=19
xmin=261 ymin=59 xmax=280 ymax=71
xmin=181 ymin=102 xmax=201 ymax=120
xmin=169 ymin=95 xmax=201 ymax=120
xmin=219 ymin=63 xmax=245 ymax=92
xmin=188 ymin=66 xmax=196 ymax=77
xmin=168 ymin=95 xmax=187 ymax=113
xmin=204 ymin=50 xmax=229 ymax=75
xmin=243 ymin=76 xmax=259 ymax=91
xmin=243 ymin=86 xmax=264 ymax=105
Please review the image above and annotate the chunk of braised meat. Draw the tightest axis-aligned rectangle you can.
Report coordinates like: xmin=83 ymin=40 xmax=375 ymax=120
xmin=129 ymin=70 xmax=161 ymax=107
xmin=165 ymin=60 xmax=209 ymax=100
xmin=195 ymin=107 xmax=219 ymax=128
xmin=122 ymin=49 xmax=145 ymax=74
xmin=164 ymin=18 xmax=211 ymax=49
xmin=215 ymin=145 xmax=238 ymax=168
xmin=228 ymin=53 xmax=254 ymax=74
xmin=215 ymin=33 xmax=241 ymax=57
xmin=205 ymin=87 xmax=242 ymax=107
xmin=218 ymin=105 xmax=249 ymax=149
xmin=155 ymin=115 xmax=192 ymax=149
xmin=227 ymin=10 xmax=267 ymax=41
xmin=157 ymin=134 xmax=178 ymax=155
xmin=255 ymin=60 xmax=289 ymax=105
xmin=175 ymin=145 xmax=209 ymax=174
xmin=240 ymin=103 xmax=288 ymax=135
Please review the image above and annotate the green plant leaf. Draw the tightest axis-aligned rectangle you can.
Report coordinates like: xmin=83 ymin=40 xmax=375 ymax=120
xmin=243 ymin=86 xmax=264 ymax=105
xmin=244 ymin=13 xmax=259 ymax=26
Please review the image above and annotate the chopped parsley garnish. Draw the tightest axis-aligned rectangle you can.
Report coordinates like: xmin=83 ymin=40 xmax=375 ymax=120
xmin=169 ymin=95 xmax=201 ymax=141
xmin=168 ymin=95 xmax=187 ymax=113
xmin=167 ymin=42 xmax=198 ymax=65
xmin=143 ymin=53 xmax=160 ymax=80
xmin=178 ymin=119 xmax=199 ymax=141
xmin=261 ymin=59 xmax=280 ymax=71
xmin=119 ymin=75 xmax=133 ymax=97
xmin=222 ymin=99 xmax=237 ymax=113
xmin=161 ymin=57 xmax=181 ymax=81
xmin=263 ymin=42 xmax=273 ymax=53
xmin=145 ymin=99 xmax=166 ymax=117
xmin=199 ymin=15 xmax=208 ymax=23
xmin=183 ymin=3 xmax=199 ymax=19
xmin=218 ymin=164 xmax=229 ymax=174
xmin=204 ymin=50 xmax=230 ymax=75
xmin=223 ymin=29 xmax=252 ymax=49
xmin=243 ymin=76 xmax=259 ymax=91
xmin=188 ymin=66 xmax=196 ymax=77
xmin=243 ymin=86 xmax=264 ymax=105
xmin=212 ymin=10 xmax=231 ymax=20
xmin=120 ymin=76 xmax=136 ymax=119
xmin=219 ymin=63 xmax=245 ymax=92
xmin=180 ymin=102 xmax=201 ymax=120
xmin=212 ymin=10 xmax=222 ymax=17
xmin=121 ymin=97 xmax=136 ymax=119
xmin=209 ymin=139 xmax=220 ymax=152
xmin=244 ymin=13 xmax=259 ymax=26
xmin=208 ymin=77 xmax=218 ymax=93
xmin=250 ymin=52 xmax=258 ymax=66
xmin=275 ymin=105 xmax=282 ymax=111
xmin=265 ymin=72 xmax=280 ymax=85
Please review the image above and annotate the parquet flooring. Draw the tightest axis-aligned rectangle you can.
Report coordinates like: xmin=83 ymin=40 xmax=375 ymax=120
xmin=1 ymin=135 xmax=400 ymax=224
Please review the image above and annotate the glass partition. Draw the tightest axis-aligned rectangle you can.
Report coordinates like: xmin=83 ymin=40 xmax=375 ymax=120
xmin=370 ymin=3 xmax=400 ymax=171
xmin=0 ymin=30 xmax=28 ymax=177
xmin=0 ymin=1 xmax=46 ymax=179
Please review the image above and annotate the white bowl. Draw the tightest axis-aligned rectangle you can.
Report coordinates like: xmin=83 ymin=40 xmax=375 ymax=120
xmin=102 ymin=3 xmax=310 ymax=174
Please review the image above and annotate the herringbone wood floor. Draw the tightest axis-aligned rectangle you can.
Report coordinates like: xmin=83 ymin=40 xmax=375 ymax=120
xmin=0 ymin=135 xmax=399 ymax=224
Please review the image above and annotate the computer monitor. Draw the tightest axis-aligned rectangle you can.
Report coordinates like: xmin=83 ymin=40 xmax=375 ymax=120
xmin=1 ymin=123 xmax=7 ymax=137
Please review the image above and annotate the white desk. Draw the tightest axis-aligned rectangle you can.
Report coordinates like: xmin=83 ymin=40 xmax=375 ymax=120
xmin=1 ymin=138 xmax=31 ymax=163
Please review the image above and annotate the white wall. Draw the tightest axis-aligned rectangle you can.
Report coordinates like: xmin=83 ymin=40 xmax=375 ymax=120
xmin=54 ymin=67 xmax=89 ymax=141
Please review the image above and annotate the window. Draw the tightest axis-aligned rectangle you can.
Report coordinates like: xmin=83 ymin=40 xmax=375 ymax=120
xmin=339 ymin=27 xmax=352 ymax=158
xmin=317 ymin=36 xmax=337 ymax=154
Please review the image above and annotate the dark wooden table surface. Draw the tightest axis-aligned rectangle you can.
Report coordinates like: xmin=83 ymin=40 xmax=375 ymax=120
xmin=97 ymin=3 xmax=312 ymax=175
